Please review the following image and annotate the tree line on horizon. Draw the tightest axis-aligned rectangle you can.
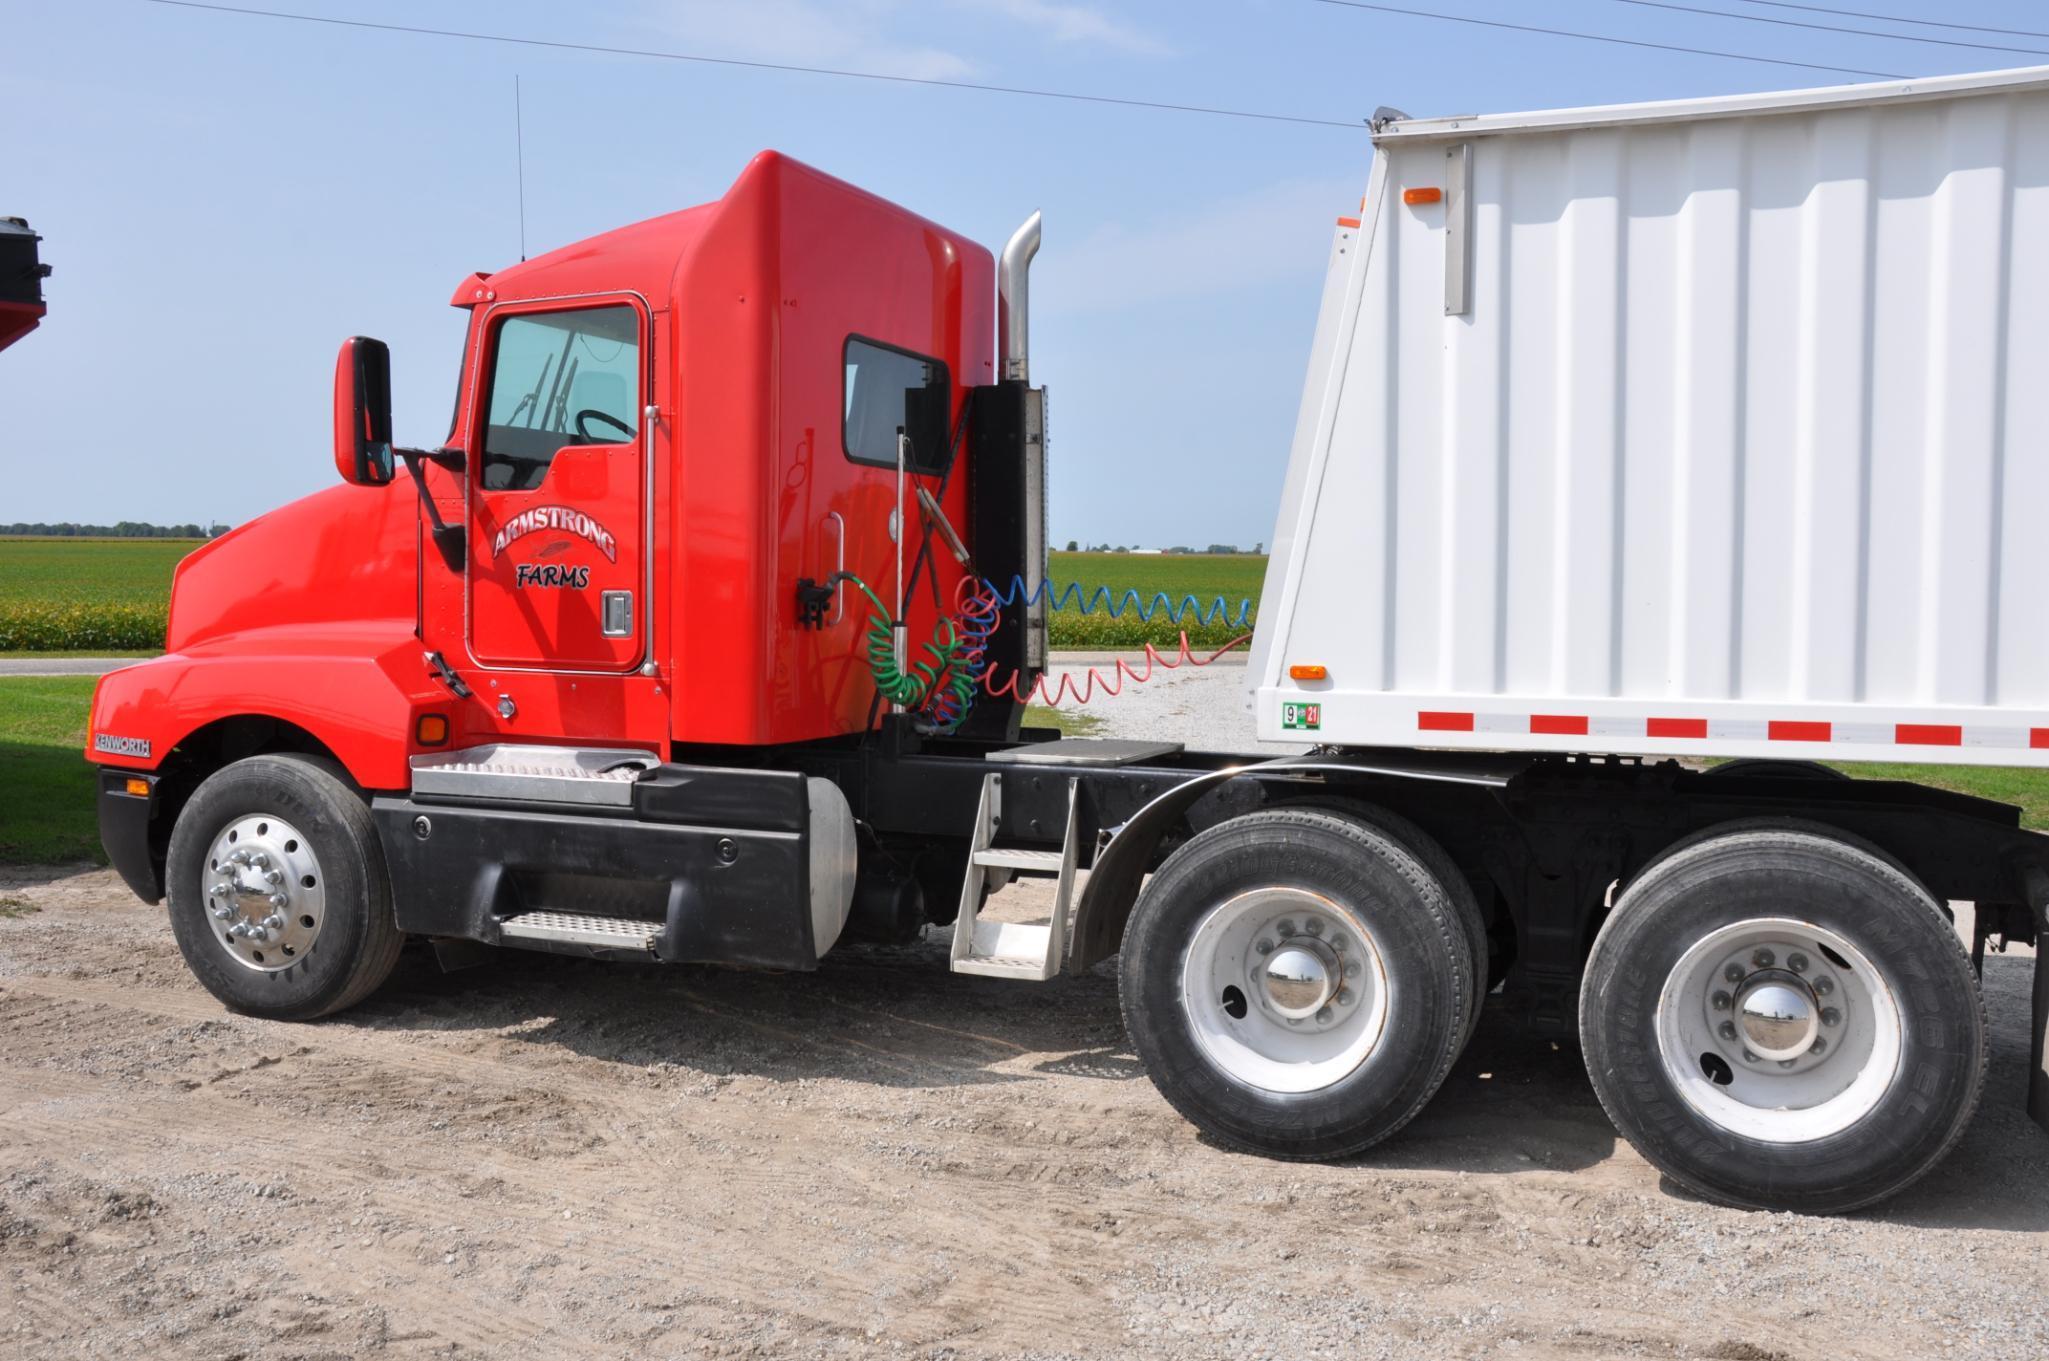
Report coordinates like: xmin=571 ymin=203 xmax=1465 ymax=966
xmin=3 ymin=521 xmax=231 ymax=539
xmin=1062 ymin=540 xmax=1263 ymax=555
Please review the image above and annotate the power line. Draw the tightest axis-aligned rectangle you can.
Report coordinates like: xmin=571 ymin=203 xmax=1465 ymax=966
xmin=1305 ymin=0 xmax=1906 ymax=78
xmin=1732 ymin=0 xmax=2049 ymax=41
xmin=1597 ymin=0 xmax=2049 ymax=57
xmin=135 ymin=0 xmax=1368 ymax=131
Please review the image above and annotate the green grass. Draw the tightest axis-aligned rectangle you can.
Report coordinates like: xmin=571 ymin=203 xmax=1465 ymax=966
xmin=0 ymin=537 xmax=199 ymax=652
xmin=1041 ymin=552 xmax=1265 ymax=650
xmin=1022 ymin=705 xmax=1106 ymax=739
xmin=0 ymin=676 xmax=103 ymax=864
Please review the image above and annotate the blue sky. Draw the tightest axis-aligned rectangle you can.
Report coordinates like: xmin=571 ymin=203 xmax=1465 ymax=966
xmin=4 ymin=0 xmax=2044 ymax=547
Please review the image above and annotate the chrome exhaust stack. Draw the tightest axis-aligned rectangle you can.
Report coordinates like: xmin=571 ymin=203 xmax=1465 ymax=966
xmin=998 ymin=213 xmax=1048 ymax=668
xmin=999 ymin=211 xmax=1041 ymax=383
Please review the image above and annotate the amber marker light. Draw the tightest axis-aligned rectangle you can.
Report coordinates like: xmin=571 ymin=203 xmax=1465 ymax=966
xmin=1403 ymin=187 xmax=1443 ymax=206
xmin=416 ymin=713 xmax=450 ymax=746
xmin=1289 ymin=664 xmax=1329 ymax=681
xmin=124 ymin=777 xmax=150 ymax=797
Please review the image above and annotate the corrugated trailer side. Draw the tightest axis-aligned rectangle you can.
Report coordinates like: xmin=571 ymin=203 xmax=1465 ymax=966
xmin=1250 ymin=67 xmax=2049 ymax=766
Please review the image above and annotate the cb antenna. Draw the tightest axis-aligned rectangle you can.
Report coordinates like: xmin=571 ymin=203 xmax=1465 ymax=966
xmin=514 ymin=74 xmax=528 ymax=261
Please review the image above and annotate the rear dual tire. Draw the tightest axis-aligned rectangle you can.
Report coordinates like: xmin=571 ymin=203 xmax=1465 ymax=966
xmin=1581 ymin=825 xmax=1986 ymax=1214
xmin=1120 ymin=807 xmax=1481 ymax=1159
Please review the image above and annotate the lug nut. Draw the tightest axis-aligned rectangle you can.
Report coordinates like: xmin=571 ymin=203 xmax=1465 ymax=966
xmin=1328 ymin=933 xmax=1346 ymax=950
xmin=269 ymin=893 xmax=288 ymax=909
xmin=1343 ymin=960 xmax=1361 ymax=979
xmin=1810 ymin=1037 xmax=1827 ymax=1055
xmin=1718 ymin=1020 xmax=1738 ymax=1041
xmin=210 ymin=905 xmax=234 ymax=922
xmin=1315 ymin=1006 xmax=1333 ymax=1024
xmin=1742 ymin=1049 xmax=1759 ymax=1063
xmin=1711 ymin=990 xmax=1732 ymax=1012
xmin=265 ymin=870 xmax=283 ymax=886
xmin=1256 ymin=938 xmax=1274 ymax=956
xmin=262 ymin=914 xmax=285 ymax=931
xmin=1335 ymin=988 xmax=1352 ymax=1006
xmin=1276 ymin=919 xmax=1297 ymax=937
xmin=1821 ymin=1007 xmax=1841 ymax=1027
xmin=1303 ymin=919 xmax=1323 ymax=936
xmin=1751 ymin=948 xmax=1775 ymax=968
xmin=1787 ymin=952 xmax=1809 ymax=973
xmin=1813 ymin=976 xmax=1834 ymax=996
xmin=1724 ymin=963 xmax=1745 ymax=983
xmin=1778 ymin=1059 xmax=1796 ymax=1069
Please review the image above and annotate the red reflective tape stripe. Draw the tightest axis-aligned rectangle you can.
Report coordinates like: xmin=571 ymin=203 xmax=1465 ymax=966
xmin=1418 ymin=711 xmax=1474 ymax=732
xmin=1894 ymin=724 xmax=1962 ymax=746
xmin=1529 ymin=714 xmax=1589 ymax=736
xmin=1768 ymin=720 xmax=1831 ymax=742
xmin=1646 ymin=717 xmax=1708 ymax=739
xmin=2031 ymin=728 xmax=2049 ymax=749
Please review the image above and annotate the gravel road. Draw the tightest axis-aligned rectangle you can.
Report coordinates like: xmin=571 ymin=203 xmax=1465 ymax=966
xmin=3 ymin=670 xmax=2047 ymax=1360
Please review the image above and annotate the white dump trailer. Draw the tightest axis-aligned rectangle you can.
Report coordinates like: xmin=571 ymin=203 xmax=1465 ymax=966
xmin=1252 ymin=66 xmax=2049 ymax=765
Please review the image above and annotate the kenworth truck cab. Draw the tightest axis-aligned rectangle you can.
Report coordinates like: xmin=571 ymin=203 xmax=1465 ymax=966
xmin=88 ymin=106 xmax=2049 ymax=1217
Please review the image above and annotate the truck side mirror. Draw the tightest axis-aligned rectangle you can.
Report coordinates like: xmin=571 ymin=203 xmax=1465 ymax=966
xmin=333 ymin=336 xmax=397 ymax=486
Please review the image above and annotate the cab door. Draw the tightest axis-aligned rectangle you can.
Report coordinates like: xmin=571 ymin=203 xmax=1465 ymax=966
xmin=466 ymin=296 xmax=648 ymax=672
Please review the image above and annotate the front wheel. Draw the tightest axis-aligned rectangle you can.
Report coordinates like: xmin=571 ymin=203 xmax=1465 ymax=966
xmin=165 ymin=754 xmax=404 ymax=1020
xmin=1120 ymin=807 xmax=1479 ymax=1159
xmin=1580 ymin=824 xmax=1986 ymax=1214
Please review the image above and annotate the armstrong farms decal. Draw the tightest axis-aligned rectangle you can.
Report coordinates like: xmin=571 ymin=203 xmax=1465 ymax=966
xmin=490 ymin=506 xmax=617 ymax=562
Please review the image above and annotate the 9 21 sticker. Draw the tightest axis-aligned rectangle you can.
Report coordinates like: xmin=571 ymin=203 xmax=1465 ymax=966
xmin=1282 ymin=701 xmax=1321 ymax=732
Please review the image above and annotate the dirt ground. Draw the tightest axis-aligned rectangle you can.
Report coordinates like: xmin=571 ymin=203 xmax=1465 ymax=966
xmin=1 ymin=862 xmax=2045 ymax=1361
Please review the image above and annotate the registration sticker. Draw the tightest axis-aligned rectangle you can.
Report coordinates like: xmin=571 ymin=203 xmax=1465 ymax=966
xmin=1281 ymin=701 xmax=1322 ymax=732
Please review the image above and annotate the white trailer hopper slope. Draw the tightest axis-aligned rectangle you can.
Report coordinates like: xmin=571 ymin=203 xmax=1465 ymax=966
xmin=1251 ymin=65 xmax=2049 ymax=766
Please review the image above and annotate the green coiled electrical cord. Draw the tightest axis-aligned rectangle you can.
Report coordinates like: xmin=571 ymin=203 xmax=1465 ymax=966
xmin=837 ymin=571 xmax=973 ymax=720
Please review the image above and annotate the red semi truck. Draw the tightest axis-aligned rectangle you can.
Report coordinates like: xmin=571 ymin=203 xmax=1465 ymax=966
xmin=86 ymin=138 xmax=2048 ymax=1215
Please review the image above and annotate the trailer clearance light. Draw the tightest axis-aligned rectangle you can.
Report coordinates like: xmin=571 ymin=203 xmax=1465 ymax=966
xmin=1288 ymin=664 xmax=1329 ymax=681
xmin=1402 ymin=187 xmax=1443 ymax=206
xmin=415 ymin=713 xmax=450 ymax=747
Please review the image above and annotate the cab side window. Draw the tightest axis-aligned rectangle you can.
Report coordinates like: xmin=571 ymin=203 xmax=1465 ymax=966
xmin=843 ymin=336 xmax=950 ymax=475
xmin=481 ymin=304 xmax=640 ymax=492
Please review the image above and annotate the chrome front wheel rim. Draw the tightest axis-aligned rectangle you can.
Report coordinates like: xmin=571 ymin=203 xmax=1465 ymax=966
xmin=202 ymin=814 xmax=327 ymax=972
xmin=1654 ymin=916 xmax=1901 ymax=1143
xmin=1180 ymin=887 xmax=1390 ymax=1094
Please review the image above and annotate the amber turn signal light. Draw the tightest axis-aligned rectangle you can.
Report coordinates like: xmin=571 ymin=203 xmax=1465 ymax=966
xmin=1403 ymin=187 xmax=1443 ymax=206
xmin=124 ymin=777 xmax=151 ymax=797
xmin=1288 ymin=664 xmax=1329 ymax=681
xmin=415 ymin=713 xmax=450 ymax=746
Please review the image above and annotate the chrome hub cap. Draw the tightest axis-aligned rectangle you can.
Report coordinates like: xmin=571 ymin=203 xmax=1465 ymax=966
xmin=203 ymin=815 xmax=326 ymax=972
xmin=1655 ymin=917 xmax=1899 ymax=1143
xmin=1181 ymin=887 xmax=1389 ymax=1094
xmin=1733 ymin=969 xmax=1818 ymax=1061
xmin=1262 ymin=939 xmax=1339 ymax=1019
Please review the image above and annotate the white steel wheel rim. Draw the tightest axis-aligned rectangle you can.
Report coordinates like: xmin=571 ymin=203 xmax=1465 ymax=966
xmin=1180 ymin=887 xmax=1390 ymax=1095
xmin=1653 ymin=916 xmax=1901 ymax=1144
xmin=201 ymin=814 xmax=328 ymax=973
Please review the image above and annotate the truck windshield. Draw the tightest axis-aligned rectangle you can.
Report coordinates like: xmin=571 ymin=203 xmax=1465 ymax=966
xmin=481 ymin=304 xmax=640 ymax=492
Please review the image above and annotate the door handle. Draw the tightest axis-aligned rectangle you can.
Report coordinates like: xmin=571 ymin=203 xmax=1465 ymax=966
xmin=824 ymin=511 xmax=845 ymax=626
xmin=601 ymin=590 xmax=633 ymax=638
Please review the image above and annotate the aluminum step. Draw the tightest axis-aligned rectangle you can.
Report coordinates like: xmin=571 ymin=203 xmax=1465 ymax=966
xmin=950 ymin=774 xmax=1080 ymax=982
xmin=499 ymin=911 xmax=662 ymax=951
xmin=411 ymin=744 xmax=659 ymax=807
xmin=951 ymin=922 xmax=1056 ymax=979
xmin=972 ymin=847 xmax=1064 ymax=872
